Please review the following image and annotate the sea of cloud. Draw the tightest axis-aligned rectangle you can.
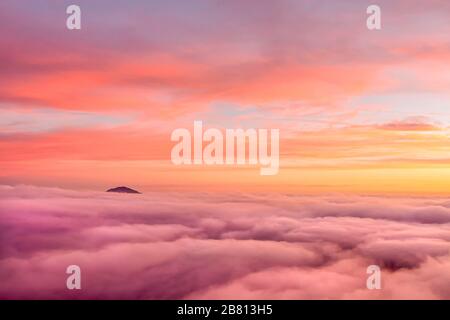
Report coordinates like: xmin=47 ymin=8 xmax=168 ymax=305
xmin=0 ymin=185 xmax=449 ymax=299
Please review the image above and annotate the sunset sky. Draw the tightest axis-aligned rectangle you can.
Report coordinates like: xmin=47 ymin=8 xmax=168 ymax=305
xmin=1 ymin=0 xmax=450 ymax=194
xmin=2 ymin=0 xmax=450 ymax=301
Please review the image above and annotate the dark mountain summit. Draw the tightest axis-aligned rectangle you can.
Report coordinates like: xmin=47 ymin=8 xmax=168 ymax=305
xmin=106 ymin=186 xmax=141 ymax=194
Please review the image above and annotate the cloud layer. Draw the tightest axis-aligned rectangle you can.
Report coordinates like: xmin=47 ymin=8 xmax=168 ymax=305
xmin=0 ymin=185 xmax=449 ymax=299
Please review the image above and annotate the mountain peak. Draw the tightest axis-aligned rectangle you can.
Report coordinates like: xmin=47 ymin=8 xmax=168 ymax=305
xmin=106 ymin=186 xmax=141 ymax=194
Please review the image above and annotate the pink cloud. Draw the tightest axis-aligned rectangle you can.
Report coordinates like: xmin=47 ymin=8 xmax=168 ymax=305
xmin=0 ymin=185 xmax=450 ymax=299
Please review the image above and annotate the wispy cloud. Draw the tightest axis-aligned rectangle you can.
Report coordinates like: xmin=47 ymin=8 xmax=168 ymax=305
xmin=0 ymin=106 xmax=133 ymax=135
